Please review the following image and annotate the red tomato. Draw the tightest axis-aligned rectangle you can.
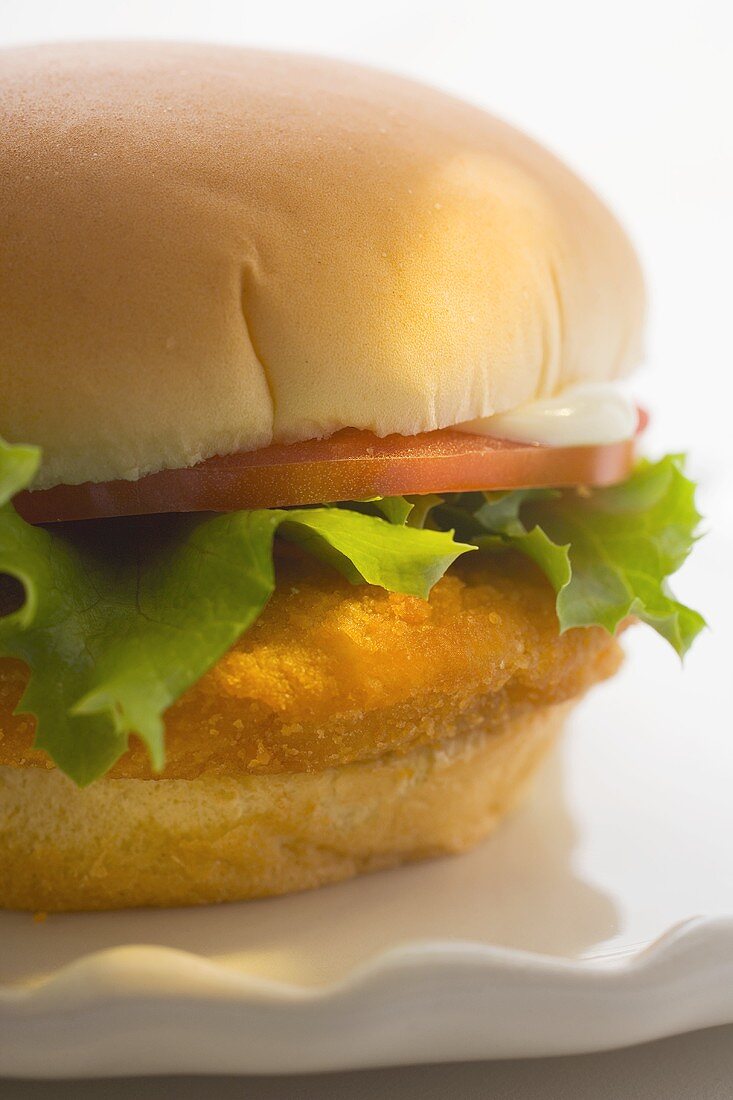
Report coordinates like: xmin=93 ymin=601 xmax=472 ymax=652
xmin=14 ymin=415 xmax=646 ymax=524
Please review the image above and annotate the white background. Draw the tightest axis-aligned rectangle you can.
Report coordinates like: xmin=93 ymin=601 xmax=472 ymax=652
xmin=2 ymin=1 xmax=732 ymax=1095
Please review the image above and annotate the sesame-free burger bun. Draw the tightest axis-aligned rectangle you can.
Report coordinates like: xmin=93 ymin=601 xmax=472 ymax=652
xmin=0 ymin=41 xmax=644 ymax=490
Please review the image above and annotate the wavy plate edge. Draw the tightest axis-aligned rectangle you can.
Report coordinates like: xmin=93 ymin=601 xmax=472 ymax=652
xmin=1 ymin=915 xmax=732 ymax=1077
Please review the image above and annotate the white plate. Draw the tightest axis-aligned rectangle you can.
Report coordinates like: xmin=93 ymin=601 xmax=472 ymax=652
xmin=1 ymin=512 xmax=731 ymax=1078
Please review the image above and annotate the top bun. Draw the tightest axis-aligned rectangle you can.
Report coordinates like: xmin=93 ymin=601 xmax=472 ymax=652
xmin=0 ymin=42 xmax=645 ymax=489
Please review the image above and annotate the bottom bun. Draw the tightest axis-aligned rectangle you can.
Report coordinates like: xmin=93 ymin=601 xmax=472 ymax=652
xmin=0 ymin=702 xmax=572 ymax=912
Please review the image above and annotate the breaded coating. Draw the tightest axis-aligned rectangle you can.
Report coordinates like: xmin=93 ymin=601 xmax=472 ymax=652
xmin=0 ymin=551 xmax=623 ymax=780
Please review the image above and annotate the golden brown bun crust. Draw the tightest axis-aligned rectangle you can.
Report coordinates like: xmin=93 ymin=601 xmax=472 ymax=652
xmin=0 ymin=42 xmax=645 ymax=489
xmin=0 ymin=702 xmax=570 ymax=912
xmin=0 ymin=553 xmax=622 ymax=778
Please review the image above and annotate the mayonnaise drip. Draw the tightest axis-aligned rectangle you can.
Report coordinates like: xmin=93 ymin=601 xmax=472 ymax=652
xmin=456 ymin=383 xmax=637 ymax=447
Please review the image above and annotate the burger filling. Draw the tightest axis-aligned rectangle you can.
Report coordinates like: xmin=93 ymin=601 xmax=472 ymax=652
xmin=0 ymin=437 xmax=703 ymax=787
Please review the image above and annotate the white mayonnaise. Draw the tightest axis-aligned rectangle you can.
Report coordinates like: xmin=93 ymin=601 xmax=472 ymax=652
xmin=456 ymin=383 xmax=637 ymax=447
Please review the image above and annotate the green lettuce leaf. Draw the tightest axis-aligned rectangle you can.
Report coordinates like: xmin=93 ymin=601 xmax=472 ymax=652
xmin=369 ymin=496 xmax=415 ymax=525
xmin=435 ymin=457 xmax=705 ymax=656
xmin=530 ymin=457 xmax=705 ymax=655
xmin=345 ymin=494 xmax=442 ymax=528
xmin=0 ymin=442 xmax=472 ymax=784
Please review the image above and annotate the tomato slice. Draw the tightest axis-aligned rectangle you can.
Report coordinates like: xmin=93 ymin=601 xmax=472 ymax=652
xmin=14 ymin=414 xmax=647 ymax=524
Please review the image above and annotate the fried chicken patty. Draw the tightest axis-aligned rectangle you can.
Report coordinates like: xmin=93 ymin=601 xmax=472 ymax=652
xmin=0 ymin=550 xmax=622 ymax=780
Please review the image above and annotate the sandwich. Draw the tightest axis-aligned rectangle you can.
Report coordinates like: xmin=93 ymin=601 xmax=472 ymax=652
xmin=0 ymin=42 xmax=704 ymax=911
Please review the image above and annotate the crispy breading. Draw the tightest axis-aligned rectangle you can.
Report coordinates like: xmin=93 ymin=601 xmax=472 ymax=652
xmin=0 ymin=551 xmax=623 ymax=780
